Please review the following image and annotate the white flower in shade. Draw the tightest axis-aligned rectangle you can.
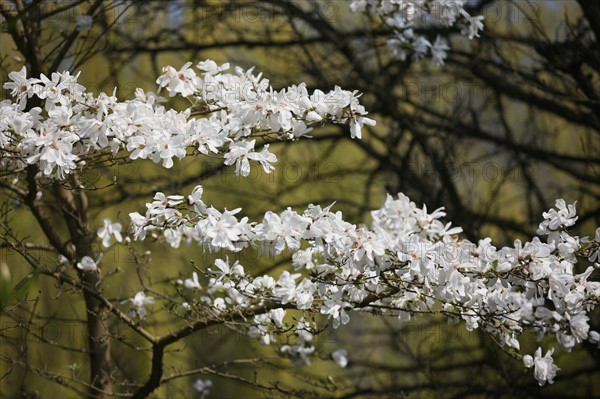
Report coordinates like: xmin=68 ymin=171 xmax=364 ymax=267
xmin=77 ymin=254 xmax=102 ymax=272
xmin=349 ymin=0 xmax=367 ymax=12
xmin=183 ymin=272 xmax=201 ymax=289
xmin=332 ymin=349 xmax=348 ymax=368
xmin=129 ymin=212 xmax=148 ymax=240
xmin=462 ymin=14 xmax=485 ymax=39
xmin=523 ymin=347 xmax=560 ymax=386
xmin=412 ymin=36 xmax=431 ymax=59
xmin=280 ymin=343 xmax=315 ymax=367
xmin=350 ymin=0 xmax=483 ymax=63
xmin=213 ymin=297 xmax=226 ymax=312
xmin=294 ymin=279 xmax=315 ymax=310
xmin=193 ymin=378 xmax=212 ymax=395
xmin=269 ymin=308 xmax=285 ymax=327
xmin=588 ymin=228 xmax=600 ymax=263
xmin=124 ymin=291 xmax=155 ymax=319
xmin=431 ymin=35 xmax=450 ymax=65
xmin=97 ymin=218 xmax=123 ymax=247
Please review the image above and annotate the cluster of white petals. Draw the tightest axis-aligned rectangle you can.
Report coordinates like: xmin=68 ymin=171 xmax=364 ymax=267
xmin=193 ymin=378 xmax=212 ymax=395
xmin=523 ymin=347 xmax=560 ymax=386
xmin=122 ymin=291 xmax=155 ymax=320
xmin=131 ymin=185 xmax=599 ymax=386
xmin=350 ymin=0 xmax=484 ymax=64
xmin=0 ymin=62 xmax=374 ymax=180
xmin=97 ymin=218 xmax=123 ymax=247
xmin=2 ymin=59 xmax=598 ymax=388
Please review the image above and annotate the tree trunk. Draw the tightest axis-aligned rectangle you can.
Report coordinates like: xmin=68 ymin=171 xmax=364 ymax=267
xmin=53 ymin=182 xmax=113 ymax=398
xmin=83 ymin=272 xmax=113 ymax=399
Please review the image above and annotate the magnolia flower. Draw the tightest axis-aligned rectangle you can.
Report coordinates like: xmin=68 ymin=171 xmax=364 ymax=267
xmin=200 ymin=208 xmax=250 ymax=251
xmin=124 ymin=291 xmax=155 ymax=319
xmin=248 ymin=314 xmax=274 ymax=345
xmin=462 ymin=14 xmax=485 ymax=39
xmin=3 ymin=66 xmax=40 ymax=108
xmin=280 ymin=343 xmax=315 ymax=367
xmin=224 ymin=140 xmax=255 ymax=177
xmin=269 ymin=308 xmax=285 ymax=327
xmin=182 ymin=272 xmax=201 ymax=289
xmin=97 ymin=218 xmax=123 ymax=247
xmin=431 ymin=36 xmax=450 ymax=65
xmin=187 ymin=185 xmax=206 ymax=213
xmin=197 ymin=59 xmax=229 ymax=74
xmin=211 ymin=257 xmax=244 ymax=279
xmin=538 ymin=199 xmax=578 ymax=234
xmin=321 ymin=298 xmax=351 ymax=328
xmin=332 ymin=349 xmax=348 ymax=368
xmin=523 ymin=347 xmax=560 ymax=386
xmin=350 ymin=0 xmax=484 ymax=63
xmin=589 ymin=228 xmax=600 ymax=263
xmin=77 ymin=254 xmax=102 ymax=272
xmin=349 ymin=115 xmax=376 ymax=139
xmin=248 ymin=144 xmax=277 ymax=174
xmin=156 ymin=62 xmax=198 ymax=97
xmin=412 ymin=36 xmax=431 ymax=59
xmin=193 ymin=379 xmax=212 ymax=395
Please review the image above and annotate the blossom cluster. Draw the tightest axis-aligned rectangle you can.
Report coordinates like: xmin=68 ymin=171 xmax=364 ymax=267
xmin=350 ymin=0 xmax=484 ymax=64
xmin=3 ymin=58 xmax=598 ymax=389
xmin=0 ymin=62 xmax=374 ymax=180
xmin=131 ymin=186 xmax=599 ymax=386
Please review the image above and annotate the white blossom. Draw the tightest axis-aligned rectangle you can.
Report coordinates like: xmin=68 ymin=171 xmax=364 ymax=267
xmin=2 ymin=59 xmax=599 ymax=388
xmin=332 ymin=349 xmax=348 ymax=368
xmin=0 ymin=63 xmax=373 ymax=181
xmin=193 ymin=379 xmax=212 ymax=395
xmin=76 ymin=256 xmax=99 ymax=272
xmin=97 ymin=218 xmax=123 ymax=247
xmin=538 ymin=199 xmax=578 ymax=234
xmin=431 ymin=35 xmax=450 ymax=65
xmin=350 ymin=0 xmax=484 ymax=63
xmin=524 ymin=347 xmax=560 ymax=386
xmin=126 ymin=184 xmax=599 ymax=384
xmin=182 ymin=272 xmax=201 ymax=289
xmin=124 ymin=291 xmax=155 ymax=319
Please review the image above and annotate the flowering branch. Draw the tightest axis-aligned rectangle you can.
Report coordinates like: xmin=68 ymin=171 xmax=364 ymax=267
xmin=350 ymin=0 xmax=485 ymax=65
xmin=131 ymin=187 xmax=600 ymax=387
xmin=2 ymin=59 xmax=598 ymax=394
